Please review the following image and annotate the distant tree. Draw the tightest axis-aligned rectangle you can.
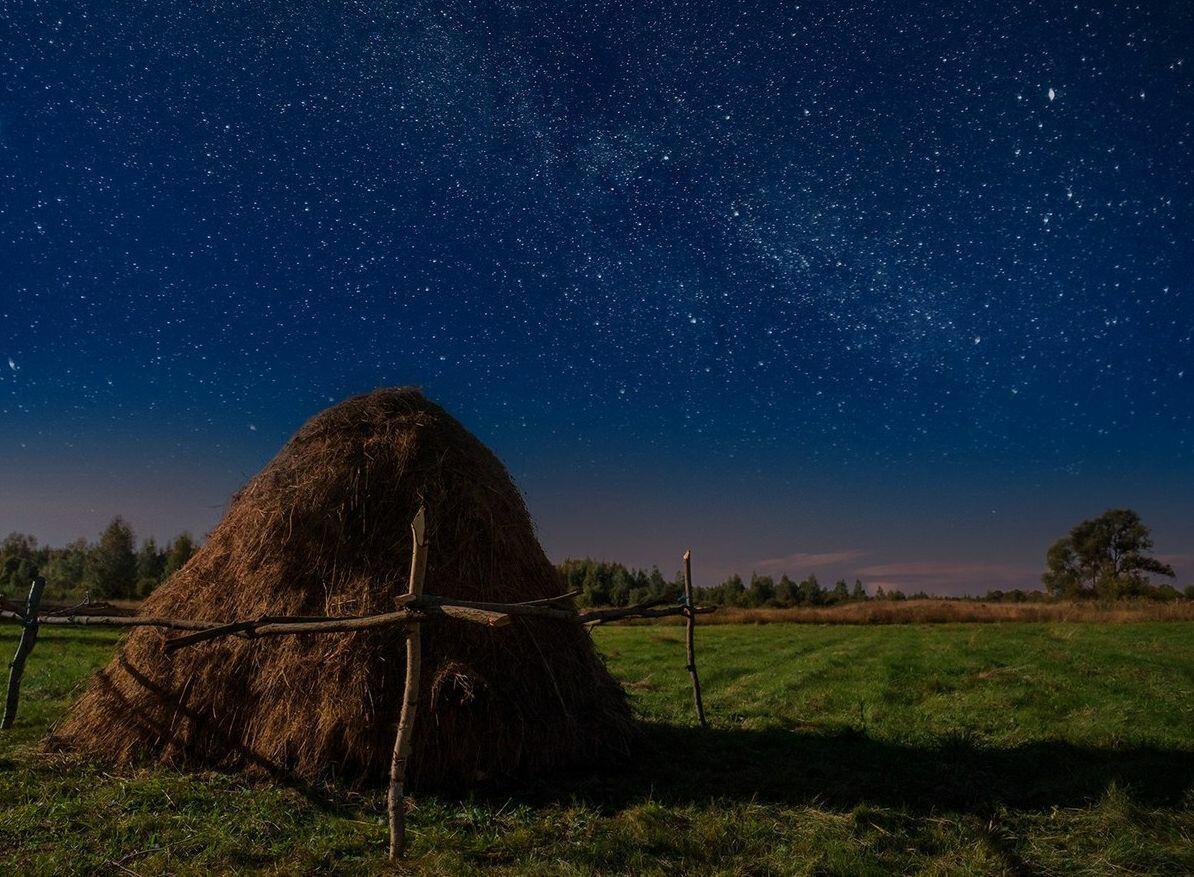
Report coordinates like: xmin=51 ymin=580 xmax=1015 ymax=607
xmin=137 ymin=537 xmax=164 ymax=580
xmin=2 ymin=532 xmax=41 ymax=591
xmin=163 ymin=532 xmax=197 ymax=580
xmin=747 ymin=573 xmax=776 ymax=607
xmin=8 ymin=558 xmax=38 ymax=593
xmin=775 ymin=574 xmax=798 ymax=607
xmin=851 ymin=579 xmax=867 ymax=601
xmin=41 ymin=539 xmax=90 ymax=592
xmin=646 ymin=567 xmax=670 ymax=603
xmin=89 ymin=517 xmax=138 ymax=598
xmin=722 ymin=574 xmax=746 ymax=607
xmin=831 ymin=579 xmax=850 ymax=603
xmin=632 ymin=569 xmax=649 ymax=593
xmin=1042 ymin=536 xmax=1085 ymax=599
xmin=581 ymin=566 xmax=608 ymax=607
xmin=2 ymin=532 xmax=39 ymax=559
xmin=798 ymin=574 xmax=823 ymax=606
xmin=559 ymin=558 xmax=591 ymax=604
xmin=610 ymin=568 xmax=633 ymax=606
xmin=135 ymin=537 xmax=166 ymax=597
xmin=671 ymin=568 xmax=687 ymax=597
xmin=1043 ymin=509 xmax=1175 ymax=599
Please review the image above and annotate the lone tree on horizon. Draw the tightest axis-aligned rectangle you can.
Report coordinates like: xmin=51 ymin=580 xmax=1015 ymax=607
xmin=1042 ymin=508 xmax=1175 ymax=599
xmin=89 ymin=516 xmax=138 ymax=598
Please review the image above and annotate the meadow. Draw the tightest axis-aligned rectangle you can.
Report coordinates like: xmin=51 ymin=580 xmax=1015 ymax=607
xmin=2 ymin=621 xmax=1191 ymax=875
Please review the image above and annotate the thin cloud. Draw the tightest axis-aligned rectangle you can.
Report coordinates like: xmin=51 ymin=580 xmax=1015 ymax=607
xmin=753 ymin=550 xmax=869 ymax=572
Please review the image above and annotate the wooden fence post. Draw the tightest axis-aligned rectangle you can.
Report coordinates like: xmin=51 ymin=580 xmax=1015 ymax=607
xmin=682 ymin=551 xmax=707 ymax=728
xmin=388 ymin=508 xmax=428 ymax=859
xmin=3 ymin=576 xmax=47 ymax=730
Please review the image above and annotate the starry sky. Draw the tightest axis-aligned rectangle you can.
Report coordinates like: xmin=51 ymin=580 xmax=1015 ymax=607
xmin=2 ymin=1 xmax=1191 ymax=593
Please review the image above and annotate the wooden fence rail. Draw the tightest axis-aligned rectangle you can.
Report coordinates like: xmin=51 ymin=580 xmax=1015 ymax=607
xmin=1 ymin=508 xmax=714 ymax=860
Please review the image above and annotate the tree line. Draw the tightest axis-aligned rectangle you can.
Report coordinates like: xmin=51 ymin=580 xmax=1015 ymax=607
xmin=561 ymin=557 xmax=884 ymax=608
xmin=561 ymin=560 xmax=1056 ymax=608
xmin=1 ymin=517 xmax=196 ymax=600
xmin=3 ymin=507 xmax=1187 ymax=605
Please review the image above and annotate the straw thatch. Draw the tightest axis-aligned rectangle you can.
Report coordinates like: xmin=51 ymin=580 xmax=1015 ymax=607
xmin=53 ymin=388 xmax=633 ymax=789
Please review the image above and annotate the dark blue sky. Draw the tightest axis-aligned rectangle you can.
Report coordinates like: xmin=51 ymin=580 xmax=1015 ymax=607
xmin=2 ymin=1 xmax=1191 ymax=591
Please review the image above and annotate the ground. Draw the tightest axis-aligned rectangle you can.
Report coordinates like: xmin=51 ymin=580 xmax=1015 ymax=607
xmin=1 ymin=622 xmax=1191 ymax=875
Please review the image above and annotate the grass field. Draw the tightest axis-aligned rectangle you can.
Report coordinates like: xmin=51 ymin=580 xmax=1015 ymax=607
xmin=2 ymin=622 xmax=1192 ymax=875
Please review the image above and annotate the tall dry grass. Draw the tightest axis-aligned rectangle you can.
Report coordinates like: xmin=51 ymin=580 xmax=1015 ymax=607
xmin=633 ymin=599 xmax=1194 ymax=625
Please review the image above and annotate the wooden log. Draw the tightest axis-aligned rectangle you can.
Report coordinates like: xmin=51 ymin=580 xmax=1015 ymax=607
xmin=3 ymin=576 xmax=46 ymax=730
xmin=161 ymin=618 xmax=260 ymax=649
xmin=435 ymin=605 xmax=509 ymax=627
xmin=2 ymin=611 xmax=237 ymax=632
xmin=4 ymin=596 xmax=701 ymax=641
xmin=389 ymin=507 xmax=428 ymax=859
xmin=413 ymin=595 xmax=575 ymax=620
xmin=40 ymin=598 xmax=132 ymax=618
xmin=162 ymin=614 xmax=386 ymax=651
xmin=682 ymin=550 xmax=708 ymax=728
xmin=577 ymin=603 xmax=716 ymax=625
xmin=396 ymin=591 xmax=579 ymax=611
xmin=510 ymin=590 xmax=581 ymax=606
xmin=161 ymin=603 xmax=509 ymax=653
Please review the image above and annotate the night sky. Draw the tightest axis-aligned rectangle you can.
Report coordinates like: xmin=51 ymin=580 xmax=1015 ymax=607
xmin=2 ymin=2 xmax=1191 ymax=592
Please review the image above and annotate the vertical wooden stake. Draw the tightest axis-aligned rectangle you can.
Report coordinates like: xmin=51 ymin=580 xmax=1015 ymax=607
xmin=389 ymin=508 xmax=428 ymax=860
xmin=682 ymin=550 xmax=707 ymax=728
xmin=3 ymin=576 xmax=47 ymax=730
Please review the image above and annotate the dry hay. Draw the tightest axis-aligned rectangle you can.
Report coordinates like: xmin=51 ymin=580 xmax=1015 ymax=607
xmin=52 ymin=388 xmax=633 ymax=789
xmin=678 ymin=599 xmax=1194 ymax=625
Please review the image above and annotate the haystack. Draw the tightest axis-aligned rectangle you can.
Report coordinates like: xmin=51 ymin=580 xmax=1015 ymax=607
xmin=54 ymin=388 xmax=633 ymax=789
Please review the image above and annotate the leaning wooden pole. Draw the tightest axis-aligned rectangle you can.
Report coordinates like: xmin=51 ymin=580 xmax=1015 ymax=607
xmin=389 ymin=507 xmax=429 ymax=859
xmin=682 ymin=550 xmax=708 ymax=728
xmin=3 ymin=576 xmax=47 ymax=730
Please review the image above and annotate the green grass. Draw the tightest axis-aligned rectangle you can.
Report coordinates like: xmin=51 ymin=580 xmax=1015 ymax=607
xmin=2 ymin=623 xmax=1192 ymax=875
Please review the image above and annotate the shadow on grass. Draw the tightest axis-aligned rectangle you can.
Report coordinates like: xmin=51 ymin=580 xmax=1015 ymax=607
xmin=27 ymin=641 xmax=1191 ymax=818
xmin=496 ymin=721 xmax=1193 ymax=815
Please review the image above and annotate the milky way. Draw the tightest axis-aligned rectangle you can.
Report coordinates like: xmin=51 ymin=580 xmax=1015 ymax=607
xmin=1 ymin=2 xmax=1191 ymax=590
